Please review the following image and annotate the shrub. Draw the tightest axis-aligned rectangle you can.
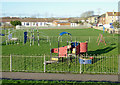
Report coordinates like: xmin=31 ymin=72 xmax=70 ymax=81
xmin=10 ymin=20 xmax=21 ymax=26
xmin=112 ymin=21 xmax=120 ymax=29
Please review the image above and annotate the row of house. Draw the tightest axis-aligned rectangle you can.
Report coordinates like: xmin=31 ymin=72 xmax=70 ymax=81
xmin=0 ymin=17 xmax=79 ymax=27
xmin=86 ymin=12 xmax=120 ymax=27
xmin=1 ymin=12 xmax=119 ymax=28
xmin=87 ymin=15 xmax=99 ymax=24
xmin=85 ymin=12 xmax=120 ymax=34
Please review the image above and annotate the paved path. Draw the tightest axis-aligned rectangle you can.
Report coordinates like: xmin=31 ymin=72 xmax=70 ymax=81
xmin=1 ymin=72 xmax=119 ymax=82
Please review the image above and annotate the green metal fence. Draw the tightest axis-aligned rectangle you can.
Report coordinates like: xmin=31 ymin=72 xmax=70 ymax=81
xmin=2 ymin=54 xmax=119 ymax=74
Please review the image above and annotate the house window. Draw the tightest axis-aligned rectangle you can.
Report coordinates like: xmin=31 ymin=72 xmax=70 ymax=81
xmin=94 ymin=18 xmax=97 ymax=20
xmin=26 ymin=22 xmax=29 ymax=26
xmin=40 ymin=22 xmax=42 ymax=25
xmin=24 ymin=23 xmax=25 ymax=25
xmin=33 ymin=22 xmax=35 ymax=26
xmin=36 ymin=22 xmax=38 ymax=26
xmin=44 ymin=22 xmax=46 ymax=25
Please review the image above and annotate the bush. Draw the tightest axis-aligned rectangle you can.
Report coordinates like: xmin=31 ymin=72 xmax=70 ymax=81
xmin=78 ymin=21 xmax=84 ymax=25
xmin=10 ymin=20 xmax=21 ymax=26
xmin=112 ymin=21 xmax=120 ymax=29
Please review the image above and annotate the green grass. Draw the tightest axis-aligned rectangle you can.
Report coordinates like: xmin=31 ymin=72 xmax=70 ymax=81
xmin=1 ymin=79 xmax=120 ymax=85
xmin=1 ymin=28 xmax=119 ymax=74
xmin=1 ymin=28 xmax=118 ymax=56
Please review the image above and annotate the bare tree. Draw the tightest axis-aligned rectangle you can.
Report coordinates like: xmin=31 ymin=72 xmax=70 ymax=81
xmin=81 ymin=11 xmax=94 ymax=18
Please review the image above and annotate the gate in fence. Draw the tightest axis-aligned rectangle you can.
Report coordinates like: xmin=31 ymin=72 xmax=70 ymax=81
xmin=2 ymin=54 xmax=119 ymax=74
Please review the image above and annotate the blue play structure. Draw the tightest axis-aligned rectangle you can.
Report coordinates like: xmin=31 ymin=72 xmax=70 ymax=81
xmin=59 ymin=32 xmax=71 ymax=36
xmin=8 ymin=33 xmax=12 ymax=39
xmin=71 ymin=42 xmax=79 ymax=48
xmin=24 ymin=32 xmax=27 ymax=44
xmin=0 ymin=33 xmax=5 ymax=36
xmin=79 ymin=58 xmax=92 ymax=64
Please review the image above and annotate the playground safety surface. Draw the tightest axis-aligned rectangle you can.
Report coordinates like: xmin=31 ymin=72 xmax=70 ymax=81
xmin=1 ymin=72 xmax=120 ymax=82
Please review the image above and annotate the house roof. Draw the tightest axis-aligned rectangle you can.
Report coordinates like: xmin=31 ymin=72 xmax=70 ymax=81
xmin=68 ymin=18 xmax=83 ymax=22
xmin=1 ymin=17 xmax=71 ymax=22
xmin=99 ymin=14 xmax=105 ymax=18
xmin=88 ymin=15 xmax=99 ymax=18
xmin=53 ymin=20 xmax=69 ymax=22
xmin=107 ymin=12 xmax=120 ymax=16
xmin=1 ymin=18 xmax=55 ymax=22
xmin=57 ymin=22 xmax=70 ymax=24
xmin=92 ymin=15 xmax=99 ymax=17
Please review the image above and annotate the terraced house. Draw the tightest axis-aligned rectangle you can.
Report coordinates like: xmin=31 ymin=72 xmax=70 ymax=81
xmin=1 ymin=17 xmax=55 ymax=27
xmin=1 ymin=17 xmax=79 ymax=27
xmin=87 ymin=15 xmax=99 ymax=24
xmin=105 ymin=12 xmax=120 ymax=24
xmin=98 ymin=14 xmax=106 ymax=25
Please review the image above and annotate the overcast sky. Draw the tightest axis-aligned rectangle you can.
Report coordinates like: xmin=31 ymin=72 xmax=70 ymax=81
xmin=1 ymin=0 xmax=119 ymax=17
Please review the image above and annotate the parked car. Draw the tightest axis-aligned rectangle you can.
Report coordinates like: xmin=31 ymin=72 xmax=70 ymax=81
xmin=98 ymin=24 xmax=103 ymax=27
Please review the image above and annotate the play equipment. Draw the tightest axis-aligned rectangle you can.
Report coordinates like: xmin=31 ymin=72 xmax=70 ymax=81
xmin=5 ymin=29 xmax=18 ymax=45
xmin=23 ymin=28 xmax=39 ymax=46
xmin=0 ymin=33 xmax=5 ymax=36
xmin=45 ymin=32 xmax=91 ymax=64
xmin=80 ymin=42 xmax=88 ymax=53
xmin=24 ymin=28 xmax=49 ymax=46
xmin=79 ymin=57 xmax=92 ymax=64
xmin=45 ymin=32 xmax=72 ymax=64
xmin=96 ymin=25 xmax=106 ymax=45
xmin=52 ymin=32 xmax=88 ymax=58
xmin=8 ymin=33 xmax=18 ymax=41
xmin=24 ymin=32 xmax=27 ymax=44
xmin=2 ymin=28 xmax=49 ymax=46
xmin=45 ymin=57 xmax=59 ymax=64
xmin=10 ymin=38 xmax=18 ymax=41
xmin=97 ymin=34 xmax=106 ymax=45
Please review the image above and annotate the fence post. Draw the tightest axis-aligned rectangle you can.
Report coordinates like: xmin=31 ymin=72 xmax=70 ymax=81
xmin=33 ymin=32 xmax=34 ymax=45
xmin=80 ymin=55 xmax=82 ymax=74
xmin=6 ymin=39 xmax=7 ymax=45
xmin=23 ymin=29 xmax=24 ymax=45
xmin=38 ymin=32 xmax=40 ymax=46
xmin=10 ymin=54 xmax=12 ymax=72
xmin=118 ymin=55 xmax=120 ymax=75
xmin=80 ymin=64 xmax=82 ymax=74
xmin=89 ymin=36 xmax=90 ymax=43
xmin=47 ymin=36 xmax=48 ymax=42
xmin=44 ymin=54 xmax=46 ymax=73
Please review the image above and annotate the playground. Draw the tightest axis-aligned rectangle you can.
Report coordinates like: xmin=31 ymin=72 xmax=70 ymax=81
xmin=1 ymin=28 xmax=118 ymax=56
xmin=1 ymin=28 xmax=119 ymax=74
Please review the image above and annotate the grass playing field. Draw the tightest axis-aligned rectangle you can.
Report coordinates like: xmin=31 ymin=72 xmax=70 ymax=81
xmin=1 ymin=28 xmax=118 ymax=56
